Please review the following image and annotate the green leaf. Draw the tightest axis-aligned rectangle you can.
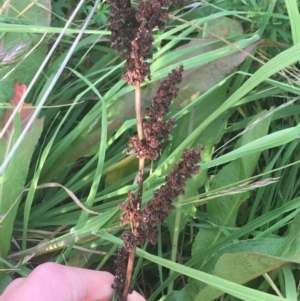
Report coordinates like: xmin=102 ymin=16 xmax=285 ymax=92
xmin=275 ymin=210 xmax=300 ymax=260
xmin=202 ymin=16 xmax=243 ymax=38
xmin=155 ymin=212 xmax=300 ymax=301
xmin=0 ymin=273 xmax=12 ymax=294
xmin=0 ymin=108 xmax=44 ymax=260
xmin=197 ymin=252 xmax=287 ymax=301
xmin=162 ymin=16 xmax=255 ymax=288
xmin=0 ymin=0 xmax=50 ymax=109
xmin=145 ymin=39 xmax=300 ymax=194
xmin=166 ymin=84 xmax=229 ymax=241
xmin=184 ymin=111 xmax=271 ymax=301
xmin=44 ymin=17 xmax=257 ymax=180
xmin=158 ymin=290 xmax=187 ymax=301
xmin=192 ymin=211 xmax=300 ymax=301
xmin=4 ymin=0 xmax=51 ymax=27
xmin=102 ymin=232 xmax=290 ymax=301
xmin=192 ymin=111 xmax=271 ymax=258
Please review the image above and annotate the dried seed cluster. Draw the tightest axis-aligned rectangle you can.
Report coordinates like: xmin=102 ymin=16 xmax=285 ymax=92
xmin=112 ymin=247 xmax=131 ymax=293
xmin=113 ymin=66 xmax=186 ymax=300
xmin=107 ymin=0 xmax=178 ymax=85
xmin=119 ymin=148 xmax=200 ymax=251
xmin=107 ymin=0 xmax=201 ymax=299
xmin=129 ymin=65 xmax=184 ymax=160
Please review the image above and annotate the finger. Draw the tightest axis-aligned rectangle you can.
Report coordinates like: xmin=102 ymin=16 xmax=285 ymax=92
xmin=1 ymin=277 xmax=25 ymax=294
xmin=1 ymin=263 xmax=145 ymax=301
xmin=29 ymin=263 xmax=115 ymax=301
xmin=1 ymin=263 xmax=114 ymax=301
xmin=128 ymin=290 xmax=146 ymax=301
xmin=51 ymin=264 xmax=146 ymax=301
xmin=61 ymin=265 xmax=115 ymax=301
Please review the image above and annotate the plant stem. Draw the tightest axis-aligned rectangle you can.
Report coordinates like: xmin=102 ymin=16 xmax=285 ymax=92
xmin=122 ymin=245 xmax=136 ymax=300
xmin=135 ymin=82 xmax=145 ymax=206
xmin=122 ymin=82 xmax=145 ymax=300
xmin=135 ymin=83 xmax=143 ymax=141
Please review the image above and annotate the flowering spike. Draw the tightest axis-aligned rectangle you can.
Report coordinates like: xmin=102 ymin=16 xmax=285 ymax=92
xmin=118 ymin=148 xmax=200 ymax=249
xmin=129 ymin=65 xmax=184 ymax=160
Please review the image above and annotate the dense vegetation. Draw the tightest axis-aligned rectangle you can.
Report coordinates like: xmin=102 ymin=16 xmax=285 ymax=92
xmin=1 ymin=0 xmax=300 ymax=300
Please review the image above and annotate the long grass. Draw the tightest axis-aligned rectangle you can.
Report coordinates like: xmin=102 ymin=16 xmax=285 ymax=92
xmin=1 ymin=0 xmax=300 ymax=300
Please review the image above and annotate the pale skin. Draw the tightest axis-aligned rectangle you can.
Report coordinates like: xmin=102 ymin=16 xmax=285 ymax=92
xmin=0 ymin=263 xmax=145 ymax=301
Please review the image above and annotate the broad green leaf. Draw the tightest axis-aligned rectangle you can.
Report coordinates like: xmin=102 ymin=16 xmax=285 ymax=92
xmin=184 ymin=111 xmax=271 ymax=301
xmin=0 ymin=86 xmax=44 ymax=263
xmin=193 ymin=211 xmax=300 ymax=300
xmin=192 ymin=111 xmax=271 ymax=259
xmin=166 ymin=83 xmax=229 ymax=241
xmin=202 ymin=16 xmax=243 ymax=38
xmin=146 ymin=249 xmax=288 ymax=301
xmin=158 ymin=290 xmax=186 ymax=301
xmin=197 ymin=252 xmax=287 ymax=301
xmin=145 ymin=39 xmax=300 ymax=195
xmin=0 ymin=0 xmax=50 ymax=273
xmin=162 ymin=17 xmax=255 ymax=291
xmin=101 ymin=232 xmax=290 ymax=301
xmin=104 ymin=155 xmax=140 ymax=188
xmin=159 ymin=212 xmax=300 ymax=301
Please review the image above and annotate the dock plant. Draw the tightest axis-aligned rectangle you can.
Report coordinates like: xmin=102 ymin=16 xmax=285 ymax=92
xmin=106 ymin=0 xmax=200 ymax=298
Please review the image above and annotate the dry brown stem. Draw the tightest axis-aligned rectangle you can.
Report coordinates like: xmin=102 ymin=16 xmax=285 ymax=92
xmin=122 ymin=82 xmax=145 ymax=300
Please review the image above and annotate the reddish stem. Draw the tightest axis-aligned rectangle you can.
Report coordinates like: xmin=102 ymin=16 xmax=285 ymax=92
xmin=122 ymin=83 xmax=145 ymax=300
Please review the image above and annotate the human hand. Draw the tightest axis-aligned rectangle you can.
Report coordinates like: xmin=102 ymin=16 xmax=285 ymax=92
xmin=0 ymin=262 xmax=145 ymax=301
